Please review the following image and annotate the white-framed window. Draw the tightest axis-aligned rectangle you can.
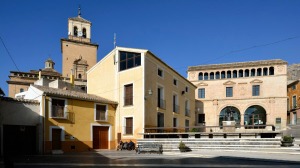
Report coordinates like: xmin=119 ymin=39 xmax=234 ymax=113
xmin=124 ymin=83 xmax=133 ymax=106
xmin=95 ymin=104 xmax=108 ymax=121
xmin=49 ymin=97 xmax=67 ymax=118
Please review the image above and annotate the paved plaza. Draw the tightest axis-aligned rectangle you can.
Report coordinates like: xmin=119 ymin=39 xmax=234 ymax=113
xmin=1 ymin=147 xmax=300 ymax=168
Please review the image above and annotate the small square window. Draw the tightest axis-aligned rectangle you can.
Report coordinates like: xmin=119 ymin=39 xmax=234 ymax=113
xmin=95 ymin=104 xmax=107 ymax=121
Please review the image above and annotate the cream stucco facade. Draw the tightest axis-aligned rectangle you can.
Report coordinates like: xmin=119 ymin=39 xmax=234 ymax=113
xmin=87 ymin=47 xmax=196 ymax=142
xmin=188 ymin=59 xmax=288 ymax=131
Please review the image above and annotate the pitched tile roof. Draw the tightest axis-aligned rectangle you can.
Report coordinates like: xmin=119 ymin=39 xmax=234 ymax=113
xmin=33 ymin=85 xmax=117 ymax=105
xmin=69 ymin=16 xmax=91 ymax=24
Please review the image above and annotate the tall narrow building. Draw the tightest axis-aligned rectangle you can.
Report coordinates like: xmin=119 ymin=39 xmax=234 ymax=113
xmin=61 ymin=8 xmax=98 ymax=80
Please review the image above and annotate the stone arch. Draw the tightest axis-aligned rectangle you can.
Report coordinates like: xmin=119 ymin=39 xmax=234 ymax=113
xmin=74 ymin=26 xmax=78 ymax=36
xmin=219 ymin=106 xmax=241 ymax=127
xmin=82 ymin=28 xmax=87 ymax=38
xmin=244 ymin=105 xmax=267 ymax=129
xmin=198 ymin=72 xmax=203 ymax=80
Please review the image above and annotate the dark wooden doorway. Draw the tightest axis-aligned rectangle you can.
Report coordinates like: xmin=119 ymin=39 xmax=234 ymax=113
xmin=52 ymin=128 xmax=62 ymax=150
xmin=93 ymin=126 xmax=109 ymax=149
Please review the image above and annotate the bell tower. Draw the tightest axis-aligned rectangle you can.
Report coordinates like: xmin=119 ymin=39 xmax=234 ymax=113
xmin=61 ymin=7 xmax=98 ymax=80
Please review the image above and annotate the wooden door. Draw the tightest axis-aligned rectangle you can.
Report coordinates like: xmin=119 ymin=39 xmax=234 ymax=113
xmin=52 ymin=128 xmax=62 ymax=150
xmin=93 ymin=126 xmax=109 ymax=149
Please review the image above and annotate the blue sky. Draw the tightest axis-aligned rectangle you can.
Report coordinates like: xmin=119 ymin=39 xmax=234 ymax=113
xmin=1 ymin=0 xmax=300 ymax=96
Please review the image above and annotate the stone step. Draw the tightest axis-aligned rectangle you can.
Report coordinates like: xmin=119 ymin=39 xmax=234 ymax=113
xmin=137 ymin=138 xmax=282 ymax=150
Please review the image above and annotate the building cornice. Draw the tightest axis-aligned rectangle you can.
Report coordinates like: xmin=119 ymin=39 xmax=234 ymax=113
xmin=188 ymin=59 xmax=287 ymax=71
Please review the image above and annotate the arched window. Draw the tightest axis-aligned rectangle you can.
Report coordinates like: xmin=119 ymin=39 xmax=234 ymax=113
xmin=251 ymin=69 xmax=255 ymax=76
xmin=219 ymin=106 xmax=241 ymax=127
xmin=78 ymin=74 xmax=82 ymax=79
xmin=198 ymin=72 xmax=203 ymax=80
xmin=20 ymin=88 xmax=24 ymax=93
xmin=245 ymin=69 xmax=249 ymax=77
xmin=233 ymin=70 xmax=237 ymax=78
xmin=269 ymin=67 xmax=274 ymax=75
xmin=215 ymin=71 xmax=220 ymax=79
xmin=204 ymin=73 xmax=208 ymax=80
xmin=227 ymin=71 xmax=231 ymax=78
xmin=244 ymin=105 xmax=266 ymax=129
xmin=74 ymin=26 xmax=78 ymax=36
xmin=82 ymin=28 xmax=87 ymax=38
xmin=257 ymin=68 xmax=262 ymax=76
xmin=210 ymin=72 xmax=214 ymax=80
xmin=263 ymin=67 xmax=268 ymax=76
xmin=221 ymin=71 xmax=226 ymax=79
xmin=238 ymin=70 xmax=243 ymax=77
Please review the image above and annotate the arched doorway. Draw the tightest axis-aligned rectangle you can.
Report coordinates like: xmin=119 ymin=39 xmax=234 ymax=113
xmin=219 ymin=106 xmax=241 ymax=127
xmin=244 ymin=105 xmax=266 ymax=129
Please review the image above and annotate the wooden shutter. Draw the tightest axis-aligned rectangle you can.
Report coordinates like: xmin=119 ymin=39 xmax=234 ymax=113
xmin=126 ymin=117 xmax=133 ymax=134
xmin=125 ymin=84 xmax=133 ymax=105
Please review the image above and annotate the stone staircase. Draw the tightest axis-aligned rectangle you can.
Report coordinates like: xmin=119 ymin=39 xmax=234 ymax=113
xmin=137 ymin=138 xmax=282 ymax=151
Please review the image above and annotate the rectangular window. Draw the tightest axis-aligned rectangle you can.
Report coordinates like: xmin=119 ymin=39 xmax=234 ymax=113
xmin=173 ymin=117 xmax=178 ymax=127
xmin=95 ymin=104 xmax=107 ymax=121
xmin=292 ymin=85 xmax=296 ymax=90
xmin=173 ymin=79 xmax=177 ymax=86
xmin=252 ymin=85 xmax=260 ymax=96
xmin=173 ymin=94 xmax=179 ymax=113
xmin=293 ymin=96 xmax=297 ymax=108
xmin=51 ymin=98 xmax=66 ymax=118
xmin=125 ymin=117 xmax=133 ymax=135
xmin=185 ymin=119 xmax=189 ymax=132
xmin=198 ymin=114 xmax=205 ymax=123
xmin=119 ymin=51 xmax=141 ymax=71
xmin=226 ymin=87 xmax=233 ymax=97
xmin=157 ymin=87 xmax=165 ymax=109
xmin=198 ymin=88 xmax=205 ymax=98
xmin=124 ymin=84 xmax=133 ymax=106
xmin=158 ymin=68 xmax=163 ymax=77
xmin=185 ymin=100 xmax=190 ymax=116
xmin=185 ymin=86 xmax=189 ymax=92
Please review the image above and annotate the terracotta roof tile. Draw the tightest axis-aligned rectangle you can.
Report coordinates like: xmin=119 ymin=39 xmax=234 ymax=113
xmin=33 ymin=85 xmax=117 ymax=105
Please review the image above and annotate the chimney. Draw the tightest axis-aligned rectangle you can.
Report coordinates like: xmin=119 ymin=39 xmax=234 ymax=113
xmin=39 ymin=69 xmax=42 ymax=79
xmin=70 ymin=69 xmax=74 ymax=86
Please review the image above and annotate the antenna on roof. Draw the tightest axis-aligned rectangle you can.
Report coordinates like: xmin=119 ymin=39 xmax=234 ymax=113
xmin=78 ymin=5 xmax=81 ymax=17
xmin=114 ymin=33 xmax=117 ymax=48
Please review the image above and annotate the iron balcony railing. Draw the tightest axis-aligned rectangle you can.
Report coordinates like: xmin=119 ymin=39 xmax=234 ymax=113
xmin=157 ymin=99 xmax=166 ymax=109
xmin=185 ymin=108 xmax=190 ymax=117
xmin=173 ymin=104 xmax=179 ymax=113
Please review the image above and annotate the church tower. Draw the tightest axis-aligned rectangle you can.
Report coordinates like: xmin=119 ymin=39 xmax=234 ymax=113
xmin=61 ymin=7 xmax=98 ymax=80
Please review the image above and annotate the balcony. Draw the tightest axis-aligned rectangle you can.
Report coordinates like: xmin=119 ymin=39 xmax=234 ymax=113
xmin=173 ymin=104 xmax=180 ymax=114
xmin=185 ymin=108 xmax=190 ymax=117
xmin=157 ymin=99 xmax=166 ymax=109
